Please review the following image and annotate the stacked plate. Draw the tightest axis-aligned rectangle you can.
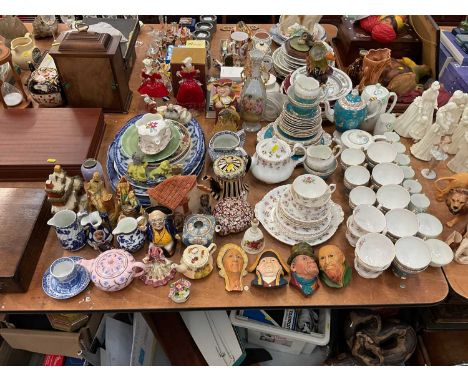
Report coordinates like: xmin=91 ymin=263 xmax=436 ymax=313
xmin=272 ymin=45 xmax=307 ymax=79
xmin=269 ymin=23 xmax=327 ymax=46
xmin=106 ymin=114 xmax=205 ymax=206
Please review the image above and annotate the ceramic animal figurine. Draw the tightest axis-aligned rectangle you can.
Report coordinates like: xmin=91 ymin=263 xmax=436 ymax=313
xmin=182 ymin=214 xmax=217 ymax=246
xmin=80 ymin=211 xmax=114 ymax=251
xmin=198 ymin=194 xmax=212 ymax=215
xmin=112 ymin=216 xmax=146 ymax=253
xmin=445 ymin=105 xmax=468 ymax=155
xmin=306 ymin=41 xmax=333 ymax=85
xmin=447 ymin=131 xmax=468 ymax=173
xmin=156 ymin=104 xmax=192 ymax=125
xmin=145 ymin=206 xmax=179 ymax=257
xmin=434 ymin=173 xmax=468 ymax=201
xmin=127 ymin=153 xmax=148 ymax=182
xmin=172 ymin=243 xmax=217 ymax=279
xmin=47 ymin=209 xmax=87 ymax=251
xmin=140 ymin=246 xmax=177 ymax=287
xmin=168 ymin=278 xmax=191 ymax=303
xmin=241 ymin=218 xmax=265 ymax=255
xmin=217 ymin=244 xmax=249 ymax=292
xmin=444 ymin=187 xmax=468 ymax=228
xmin=248 ymin=250 xmax=290 ymax=288
xmin=148 ymin=160 xmax=174 ymax=179
xmin=176 ymin=56 xmax=205 ymax=109
xmin=77 ymin=249 xmax=147 ymax=292
xmin=317 ymin=244 xmax=351 ymax=288
xmin=287 ymin=242 xmax=320 ymax=297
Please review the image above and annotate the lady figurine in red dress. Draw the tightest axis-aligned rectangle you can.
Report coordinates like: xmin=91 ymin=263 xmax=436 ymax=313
xmin=176 ymin=57 xmax=205 ymax=110
xmin=138 ymin=58 xmax=170 ymax=99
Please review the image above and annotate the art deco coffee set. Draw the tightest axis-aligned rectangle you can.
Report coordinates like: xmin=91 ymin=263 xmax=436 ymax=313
xmin=40 ymin=18 xmax=468 ymax=303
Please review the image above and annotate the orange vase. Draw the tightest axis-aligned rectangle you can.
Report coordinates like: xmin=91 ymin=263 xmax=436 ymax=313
xmin=358 ymin=48 xmax=391 ymax=91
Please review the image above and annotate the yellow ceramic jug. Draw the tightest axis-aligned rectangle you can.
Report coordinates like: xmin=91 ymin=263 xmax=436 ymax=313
xmin=11 ymin=33 xmax=38 ymax=70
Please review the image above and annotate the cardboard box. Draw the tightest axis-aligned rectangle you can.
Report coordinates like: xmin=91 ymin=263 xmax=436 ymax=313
xmin=0 ymin=314 xmax=102 ymax=358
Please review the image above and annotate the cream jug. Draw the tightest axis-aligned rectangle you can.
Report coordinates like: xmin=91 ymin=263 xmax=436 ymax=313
xmin=360 ymin=83 xmax=398 ymax=133
xmin=11 ymin=33 xmax=38 ymax=70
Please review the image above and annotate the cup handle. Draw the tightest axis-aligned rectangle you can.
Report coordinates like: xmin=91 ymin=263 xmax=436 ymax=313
xmin=328 ymin=184 xmax=336 ymax=194
xmin=386 ymin=93 xmax=398 ymax=113
xmin=132 ymin=262 xmax=147 ymax=278
xmin=332 ymin=144 xmax=343 ymax=158
xmin=292 ymin=143 xmax=306 ymax=165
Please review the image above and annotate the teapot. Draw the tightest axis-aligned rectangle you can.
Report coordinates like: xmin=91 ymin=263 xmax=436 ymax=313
xmin=360 ymin=83 xmax=398 ymax=133
xmin=251 ymin=136 xmax=305 ymax=184
xmin=77 ymin=249 xmax=147 ymax=292
xmin=171 ymin=243 xmax=217 ymax=279
xmin=324 ymin=89 xmax=379 ymax=132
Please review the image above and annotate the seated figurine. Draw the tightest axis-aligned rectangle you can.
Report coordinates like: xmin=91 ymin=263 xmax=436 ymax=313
xmin=145 ymin=206 xmax=179 ymax=257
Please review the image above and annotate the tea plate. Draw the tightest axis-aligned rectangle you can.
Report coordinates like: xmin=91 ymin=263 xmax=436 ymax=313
xmin=255 ymin=185 xmax=344 ymax=246
xmin=42 ymin=256 xmax=90 ymax=300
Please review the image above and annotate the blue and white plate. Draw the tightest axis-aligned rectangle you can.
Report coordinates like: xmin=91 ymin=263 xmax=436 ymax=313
xmin=42 ymin=256 xmax=90 ymax=300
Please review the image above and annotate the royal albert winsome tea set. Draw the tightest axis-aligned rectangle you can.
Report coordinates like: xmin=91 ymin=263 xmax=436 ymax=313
xmin=40 ymin=18 xmax=465 ymax=303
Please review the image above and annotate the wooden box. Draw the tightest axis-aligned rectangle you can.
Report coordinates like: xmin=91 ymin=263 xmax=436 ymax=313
xmin=170 ymin=46 xmax=207 ymax=98
xmin=0 ymin=108 xmax=105 ymax=181
xmin=49 ymin=30 xmax=132 ymax=113
xmin=82 ymin=17 xmax=140 ymax=80
xmin=0 ymin=188 xmax=50 ymax=293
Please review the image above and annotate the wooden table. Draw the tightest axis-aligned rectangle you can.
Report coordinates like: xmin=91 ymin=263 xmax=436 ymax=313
xmin=0 ymin=23 xmax=454 ymax=314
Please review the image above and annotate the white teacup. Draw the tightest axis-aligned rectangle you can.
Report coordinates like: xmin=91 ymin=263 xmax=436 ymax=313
xmin=49 ymin=257 xmax=77 ymax=283
xmin=400 ymin=165 xmax=415 ymax=180
xmin=340 ymin=148 xmax=366 ymax=170
xmin=371 ymin=163 xmax=404 ymax=188
xmin=383 ymin=131 xmax=400 ymax=143
xmin=416 ymin=213 xmax=443 ymax=240
xmin=355 ymin=233 xmax=395 ymax=272
xmin=408 ymin=193 xmax=430 ymax=214
xmin=403 ymin=179 xmax=423 ymax=194
xmin=352 ymin=205 xmax=386 ymax=235
xmin=291 ymin=174 xmax=336 ymax=208
xmin=393 ymin=236 xmax=431 ymax=278
xmin=293 ymin=74 xmax=321 ymax=103
xmin=385 ymin=208 xmax=419 ymax=241
xmin=349 ymin=186 xmax=376 ymax=210
xmin=394 ymin=153 xmax=411 ymax=166
xmin=376 ymin=184 xmax=411 ymax=211
xmin=344 ymin=165 xmax=370 ymax=190
xmin=366 ymin=141 xmax=397 ymax=166
xmin=426 ymin=239 xmax=454 ymax=267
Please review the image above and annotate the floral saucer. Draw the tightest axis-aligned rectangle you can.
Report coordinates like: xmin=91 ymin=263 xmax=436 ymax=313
xmin=42 ymin=256 xmax=90 ymax=300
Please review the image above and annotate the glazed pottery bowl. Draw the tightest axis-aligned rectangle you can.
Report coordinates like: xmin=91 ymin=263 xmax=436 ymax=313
xmin=49 ymin=257 xmax=78 ymax=284
xmin=394 ymin=153 xmax=411 ymax=166
xmin=416 ymin=213 xmax=443 ymax=239
xmin=355 ymin=232 xmax=395 ymax=272
xmin=371 ymin=163 xmax=404 ymax=188
xmin=393 ymin=236 xmax=431 ymax=277
xmin=291 ymin=174 xmax=336 ymax=208
xmin=426 ymin=239 xmax=454 ymax=267
xmin=340 ymin=148 xmax=366 ymax=169
xmin=344 ymin=165 xmax=370 ymax=190
xmin=403 ymin=179 xmax=423 ymax=195
xmin=385 ymin=209 xmax=418 ymax=241
xmin=366 ymin=141 xmax=397 ymax=165
xmin=349 ymin=186 xmax=376 ymax=210
xmin=409 ymin=193 xmax=430 ymax=214
xmin=352 ymin=205 xmax=386 ymax=235
xmin=376 ymin=184 xmax=411 ymax=212
xmin=400 ymin=165 xmax=415 ymax=180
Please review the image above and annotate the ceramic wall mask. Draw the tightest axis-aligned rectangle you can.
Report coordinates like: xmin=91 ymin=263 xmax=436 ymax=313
xmin=217 ymin=244 xmax=249 ymax=292
xmin=317 ymin=245 xmax=351 ymax=288
xmin=248 ymin=250 xmax=290 ymax=288
xmin=287 ymin=242 xmax=320 ymax=296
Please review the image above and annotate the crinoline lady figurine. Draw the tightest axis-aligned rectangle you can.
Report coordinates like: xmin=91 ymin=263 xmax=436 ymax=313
xmin=445 ymin=105 xmax=468 ymax=155
xmin=176 ymin=56 xmax=205 ymax=110
xmin=138 ymin=58 xmax=170 ymax=100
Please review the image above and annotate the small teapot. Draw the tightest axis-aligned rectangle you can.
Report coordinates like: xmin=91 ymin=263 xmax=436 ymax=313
xmin=171 ymin=243 xmax=217 ymax=279
xmin=251 ymin=136 xmax=305 ymax=184
xmin=77 ymin=249 xmax=147 ymax=292
xmin=324 ymin=89 xmax=379 ymax=132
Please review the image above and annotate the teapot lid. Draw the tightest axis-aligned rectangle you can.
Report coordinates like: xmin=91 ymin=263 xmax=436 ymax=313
xmin=213 ymin=155 xmax=246 ymax=179
xmin=364 ymin=83 xmax=388 ymax=97
xmin=94 ymin=249 xmax=133 ymax=280
xmin=182 ymin=245 xmax=210 ymax=269
xmin=338 ymin=89 xmax=365 ymax=109
xmin=256 ymin=136 xmax=291 ymax=162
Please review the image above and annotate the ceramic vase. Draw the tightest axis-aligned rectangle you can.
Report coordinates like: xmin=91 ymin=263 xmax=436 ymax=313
xmin=358 ymin=49 xmax=391 ymax=92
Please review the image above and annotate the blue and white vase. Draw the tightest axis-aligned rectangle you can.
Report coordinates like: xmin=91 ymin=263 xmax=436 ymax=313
xmin=47 ymin=210 xmax=87 ymax=251
xmin=112 ymin=216 xmax=147 ymax=253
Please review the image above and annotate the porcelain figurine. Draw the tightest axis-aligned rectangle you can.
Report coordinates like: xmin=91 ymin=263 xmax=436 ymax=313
xmin=137 ymin=58 xmax=170 ymax=100
xmin=408 ymin=115 xmax=429 ymax=141
xmin=248 ymin=250 xmax=290 ymax=288
xmin=213 ymin=107 xmax=242 ymax=134
xmin=447 ymin=131 xmax=468 ymax=174
xmin=11 ymin=33 xmax=39 ymax=70
xmin=358 ymin=48 xmax=391 ymax=91
xmin=112 ymin=216 xmax=146 ymax=253
xmin=444 ymin=187 xmax=468 ymax=228
xmin=84 ymin=172 xmax=119 ymax=225
xmin=241 ymin=218 xmax=265 ymax=255
xmin=210 ymin=79 xmax=239 ymax=112
xmin=77 ymin=249 xmax=147 ymax=292
xmin=445 ymin=91 xmax=467 ymax=134
xmin=394 ymin=96 xmax=423 ymax=138
xmin=172 ymin=243 xmax=217 ymax=279
xmin=145 ymin=206 xmax=179 ymax=257
xmin=27 ymin=67 xmax=63 ymax=107
xmin=168 ymin=278 xmax=191 ymax=303
xmin=140 ymin=246 xmax=177 ymax=287
xmin=217 ymin=244 xmax=249 ymax=292
xmin=182 ymin=214 xmax=217 ymax=246
xmin=212 ymin=197 xmax=254 ymax=236
xmin=116 ymin=177 xmax=141 ymax=218
xmin=47 ymin=209 xmax=87 ymax=251
xmin=80 ymin=211 xmax=114 ymax=251
xmin=287 ymin=242 xmax=320 ymax=297
xmin=434 ymin=173 xmax=468 ymax=202
xmin=127 ymin=153 xmax=148 ymax=183
xmin=251 ymin=136 xmax=306 ymax=184
xmin=421 ymin=139 xmax=449 ymax=180
xmin=360 ymin=83 xmax=397 ymax=133
xmin=324 ymin=89 xmax=379 ymax=133
xmin=156 ymin=104 xmax=192 ymax=125
xmin=239 ymin=49 xmax=267 ymax=132
xmin=176 ymin=56 xmax=205 ymax=109
xmin=317 ymin=244 xmax=351 ymax=288
xmin=306 ymin=41 xmax=333 ymax=86
xmin=44 ymin=165 xmax=86 ymax=214
xmin=445 ymin=105 xmax=468 ymax=155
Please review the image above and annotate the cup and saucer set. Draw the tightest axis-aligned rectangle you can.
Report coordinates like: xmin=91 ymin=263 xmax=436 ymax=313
xmin=42 ymin=256 xmax=90 ymax=300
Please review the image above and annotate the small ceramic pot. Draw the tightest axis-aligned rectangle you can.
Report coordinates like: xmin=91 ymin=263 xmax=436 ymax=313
xmin=352 ymin=205 xmax=386 ymax=235
xmin=344 ymin=165 xmax=370 ymax=190
xmin=408 ymin=193 xmax=430 ymax=214
xmin=27 ymin=67 xmax=64 ymax=107
xmin=376 ymin=184 xmax=410 ymax=212
xmin=416 ymin=213 xmax=443 ymax=240
xmin=426 ymin=239 xmax=454 ymax=267
xmin=291 ymin=174 xmax=336 ymax=208
xmin=340 ymin=148 xmax=366 ymax=169
xmin=349 ymin=186 xmax=376 ymax=210
xmin=112 ymin=216 xmax=146 ymax=253
xmin=182 ymin=214 xmax=217 ymax=246
xmin=403 ymin=179 xmax=423 ymax=194
xmin=81 ymin=158 xmax=104 ymax=182
xmin=366 ymin=141 xmax=397 ymax=166
xmin=80 ymin=211 xmax=113 ymax=251
xmin=338 ymin=130 xmax=387 ymax=151
xmin=47 ymin=210 xmax=87 ymax=251
xmin=385 ymin=209 xmax=419 ymax=242
xmin=306 ymin=144 xmax=342 ymax=173
xmin=392 ymin=236 xmax=431 ymax=278
xmin=355 ymin=232 xmax=395 ymax=273
xmin=371 ymin=163 xmax=404 ymax=188
xmin=168 ymin=278 xmax=191 ymax=303
xmin=49 ymin=257 xmax=78 ymax=284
